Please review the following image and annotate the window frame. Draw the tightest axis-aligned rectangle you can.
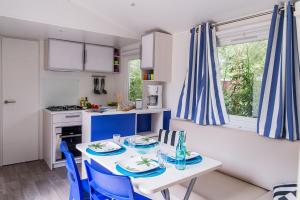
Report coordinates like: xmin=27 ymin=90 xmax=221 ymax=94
xmin=123 ymin=54 xmax=142 ymax=102
xmin=216 ymin=18 xmax=270 ymax=132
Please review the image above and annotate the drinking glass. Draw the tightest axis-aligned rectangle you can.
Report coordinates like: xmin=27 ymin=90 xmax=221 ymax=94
xmin=156 ymin=150 xmax=166 ymax=168
xmin=128 ymin=137 xmax=136 ymax=148
xmin=113 ymin=134 xmax=121 ymax=144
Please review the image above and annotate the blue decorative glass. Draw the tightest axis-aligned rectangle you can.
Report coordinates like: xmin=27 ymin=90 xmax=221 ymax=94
xmin=175 ymin=131 xmax=186 ymax=170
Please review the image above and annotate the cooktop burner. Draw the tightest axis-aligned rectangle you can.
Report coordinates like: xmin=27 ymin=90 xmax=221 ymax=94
xmin=46 ymin=105 xmax=83 ymax=112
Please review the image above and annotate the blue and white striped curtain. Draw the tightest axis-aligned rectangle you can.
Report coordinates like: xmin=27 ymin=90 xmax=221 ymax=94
xmin=177 ymin=23 xmax=229 ymax=125
xmin=257 ymin=3 xmax=300 ymax=141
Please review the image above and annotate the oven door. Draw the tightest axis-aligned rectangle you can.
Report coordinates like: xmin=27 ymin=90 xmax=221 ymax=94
xmin=61 ymin=134 xmax=82 ymax=159
xmin=55 ymin=126 xmax=82 ymax=161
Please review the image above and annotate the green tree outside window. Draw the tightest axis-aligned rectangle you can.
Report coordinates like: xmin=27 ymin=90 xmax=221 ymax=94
xmin=218 ymin=40 xmax=267 ymax=117
xmin=128 ymin=59 xmax=143 ymax=101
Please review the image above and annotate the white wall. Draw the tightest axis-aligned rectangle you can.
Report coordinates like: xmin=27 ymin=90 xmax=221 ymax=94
xmin=165 ymin=31 xmax=190 ymax=117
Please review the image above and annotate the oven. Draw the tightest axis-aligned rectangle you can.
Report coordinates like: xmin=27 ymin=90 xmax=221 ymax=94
xmin=55 ymin=125 xmax=82 ymax=161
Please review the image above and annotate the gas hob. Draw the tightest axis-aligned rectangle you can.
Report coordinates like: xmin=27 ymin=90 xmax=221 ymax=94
xmin=46 ymin=105 xmax=83 ymax=112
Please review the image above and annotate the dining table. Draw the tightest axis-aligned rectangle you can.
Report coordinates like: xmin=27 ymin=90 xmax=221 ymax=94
xmin=76 ymin=136 xmax=222 ymax=200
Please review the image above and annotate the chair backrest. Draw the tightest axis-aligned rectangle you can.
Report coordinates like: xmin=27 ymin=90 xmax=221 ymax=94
xmin=84 ymin=161 xmax=136 ymax=200
xmin=158 ymin=129 xmax=184 ymax=146
xmin=60 ymin=141 xmax=84 ymax=200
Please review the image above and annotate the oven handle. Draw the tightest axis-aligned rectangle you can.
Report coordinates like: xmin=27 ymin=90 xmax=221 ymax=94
xmin=65 ymin=115 xmax=81 ymax=118
xmin=60 ymin=134 xmax=82 ymax=139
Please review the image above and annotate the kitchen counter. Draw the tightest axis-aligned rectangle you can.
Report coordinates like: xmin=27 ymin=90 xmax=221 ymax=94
xmin=83 ymin=108 xmax=170 ymax=116
xmin=82 ymin=108 xmax=171 ymax=143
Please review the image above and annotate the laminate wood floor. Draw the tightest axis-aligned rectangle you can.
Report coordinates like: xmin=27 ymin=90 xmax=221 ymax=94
xmin=0 ymin=160 xmax=71 ymax=200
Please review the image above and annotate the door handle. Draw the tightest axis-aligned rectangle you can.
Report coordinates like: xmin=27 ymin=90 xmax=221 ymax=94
xmin=4 ymin=100 xmax=16 ymax=104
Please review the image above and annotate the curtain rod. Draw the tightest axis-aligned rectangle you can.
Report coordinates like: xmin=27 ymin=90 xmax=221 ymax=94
xmin=194 ymin=5 xmax=293 ymax=29
xmin=211 ymin=10 xmax=273 ymax=27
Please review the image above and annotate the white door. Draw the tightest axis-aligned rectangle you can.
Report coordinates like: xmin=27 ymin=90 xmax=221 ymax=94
xmin=2 ymin=38 xmax=39 ymax=165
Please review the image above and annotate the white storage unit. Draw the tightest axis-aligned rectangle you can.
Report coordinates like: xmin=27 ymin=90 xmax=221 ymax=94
xmin=43 ymin=110 xmax=82 ymax=170
xmin=141 ymin=32 xmax=172 ymax=82
xmin=46 ymin=39 xmax=84 ymax=71
xmin=84 ymin=44 xmax=114 ymax=72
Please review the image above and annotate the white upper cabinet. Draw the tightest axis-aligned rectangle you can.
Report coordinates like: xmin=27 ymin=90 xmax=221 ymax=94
xmin=84 ymin=44 xmax=114 ymax=72
xmin=141 ymin=32 xmax=172 ymax=82
xmin=47 ymin=39 xmax=84 ymax=71
xmin=141 ymin=33 xmax=154 ymax=69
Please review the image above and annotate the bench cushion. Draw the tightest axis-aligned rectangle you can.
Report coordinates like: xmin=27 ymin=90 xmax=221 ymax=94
xmin=149 ymin=185 xmax=206 ymax=200
xmin=182 ymin=171 xmax=268 ymax=200
xmin=170 ymin=119 xmax=299 ymax=190
xmin=255 ymin=192 xmax=273 ymax=200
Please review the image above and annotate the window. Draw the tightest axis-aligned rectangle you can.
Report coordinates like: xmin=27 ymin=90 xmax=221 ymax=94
xmin=128 ymin=59 xmax=142 ymax=101
xmin=218 ymin=40 xmax=267 ymax=118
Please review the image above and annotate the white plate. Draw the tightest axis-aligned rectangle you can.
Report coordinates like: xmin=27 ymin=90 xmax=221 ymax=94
xmin=117 ymin=156 xmax=159 ymax=173
xmin=168 ymin=150 xmax=199 ymax=160
xmin=88 ymin=141 xmax=121 ymax=153
xmin=131 ymin=136 xmax=157 ymax=145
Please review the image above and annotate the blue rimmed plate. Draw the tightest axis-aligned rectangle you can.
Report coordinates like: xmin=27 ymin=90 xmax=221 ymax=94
xmin=86 ymin=146 xmax=126 ymax=156
xmin=124 ymin=138 xmax=158 ymax=149
xmin=166 ymin=155 xmax=203 ymax=165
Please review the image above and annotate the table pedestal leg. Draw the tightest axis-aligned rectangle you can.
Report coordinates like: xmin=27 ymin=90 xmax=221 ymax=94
xmin=184 ymin=178 xmax=197 ymax=200
xmin=161 ymin=189 xmax=170 ymax=200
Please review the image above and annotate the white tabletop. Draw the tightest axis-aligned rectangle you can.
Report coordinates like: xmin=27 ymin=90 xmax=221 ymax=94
xmin=76 ymin=139 xmax=222 ymax=195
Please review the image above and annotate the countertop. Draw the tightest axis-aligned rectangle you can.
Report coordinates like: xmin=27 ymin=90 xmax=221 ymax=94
xmin=83 ymin=108 xmax=171 ymax=116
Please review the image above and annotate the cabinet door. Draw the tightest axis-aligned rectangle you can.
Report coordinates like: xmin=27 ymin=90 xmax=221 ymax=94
xmin=91 ymin=114 xmax=136 ymax=141
xmin=47 ymin=39 xmax=84 ymax=71
xmin=85 ymin=44 xmax=114 ymax=72
xmin=141 ymin=33 xmax=154 ymax=69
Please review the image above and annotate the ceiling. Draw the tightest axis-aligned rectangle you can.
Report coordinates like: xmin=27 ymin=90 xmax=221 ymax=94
xmin=71 ymin=0 xmax=276 ymax=35
xmin=0 ymin=17 xmax=138 ymax=48
xmin=0 ymin=0 xmax=276 ymax=47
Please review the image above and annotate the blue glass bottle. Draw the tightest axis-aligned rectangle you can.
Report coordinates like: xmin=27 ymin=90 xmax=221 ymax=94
xmin=176 ymin=131 xmax=186 ymax=170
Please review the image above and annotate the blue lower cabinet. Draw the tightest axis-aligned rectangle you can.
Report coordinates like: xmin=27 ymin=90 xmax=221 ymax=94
xmin=136 ymin=114 xmax=152 ymax=133
xmin=91 ymin=114 xmax=136 ymax=141
xmin=163 ymin=111 xmax=171 ymax=130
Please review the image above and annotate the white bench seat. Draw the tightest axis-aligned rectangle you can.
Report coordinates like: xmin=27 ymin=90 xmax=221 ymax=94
xmin=182 ymin=171 xmax=268 ymax=200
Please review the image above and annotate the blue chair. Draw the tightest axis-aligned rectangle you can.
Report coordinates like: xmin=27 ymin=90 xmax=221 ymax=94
xmin=60 ymin=141 xmax=108 ymax=200
xmin=84 ymin=160 xmax=151 ymax=200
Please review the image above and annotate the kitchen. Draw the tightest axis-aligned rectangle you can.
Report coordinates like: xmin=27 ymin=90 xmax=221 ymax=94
xmin=1 ymin=1 xmax=299 ymax=200
xmin=0 ymin=14 xmax=172 ymax=169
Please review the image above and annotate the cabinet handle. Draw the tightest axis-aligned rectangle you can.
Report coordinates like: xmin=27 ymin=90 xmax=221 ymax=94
xmin=4 ymin=100 xmax=16 ymax=104
xmin=60 ymin=134 xmax=81 ymax=138
xmin=84 ymin=49 xmax=87 ymax=64
xmin=65 ymin=115 xmax=80 ymax=118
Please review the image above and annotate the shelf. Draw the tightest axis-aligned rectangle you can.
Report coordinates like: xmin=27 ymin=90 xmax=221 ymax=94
xmin=143 ymin=80 xmax=163 ymax=82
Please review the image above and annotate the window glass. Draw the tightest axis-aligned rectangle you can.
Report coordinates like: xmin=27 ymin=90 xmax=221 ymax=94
xmin=128 ymin=59 xmax=142 ymax=101
xmin=218 ymin=40 xmax=267 ymax=118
